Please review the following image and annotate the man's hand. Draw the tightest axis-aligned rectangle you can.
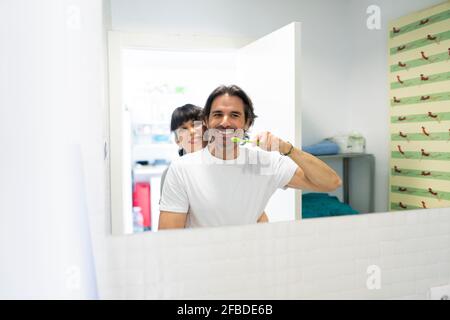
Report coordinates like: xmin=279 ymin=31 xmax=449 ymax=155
xmin=253 ymin=131 xmax=291 ymax=154
xmin=254 ymin=131 xmax=342 ymax=192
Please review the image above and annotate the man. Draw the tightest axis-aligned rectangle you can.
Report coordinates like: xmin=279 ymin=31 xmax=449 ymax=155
xmin=159 ymin=85 xmax=341 ymax=229
xmin=161 ymin=103 xmax=269 ymax=223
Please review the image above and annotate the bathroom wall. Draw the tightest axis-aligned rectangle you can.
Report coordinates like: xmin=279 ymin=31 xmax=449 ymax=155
xmin=110 ymin=0 xmax=353 ymax=148
xmin=1 ymin=0 xmax=449 ymax=299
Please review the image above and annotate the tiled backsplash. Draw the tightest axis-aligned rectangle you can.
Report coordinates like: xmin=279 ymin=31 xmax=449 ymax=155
xmin=91 ymin=207 xmax=450 ymax=299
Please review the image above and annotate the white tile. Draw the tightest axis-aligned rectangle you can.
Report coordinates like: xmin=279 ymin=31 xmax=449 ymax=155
xmin=125 ymin=251 xmax=145 ymax=269
xmin=327 ymin=216 xmax=359 ymax=231
xmin=105 ymin=250 xmax=127 ymax=271
xmin=368 ymin=212 xmax=391 ymax=228
xmin=125 ymin=269 xmax=144 ymax=286
xmin=93 ymin=204 xmax=450 ymax=300
xmin=415 ymin=277 xmax=445 ymax=296
xmin=101 ymin=270 xmax=127 ymax=288
xmin=414 ymin=264 xmax=445 ymax=281
xmin=291 ymin=221 xmax=316 ymax=236
xmin=380 ymin=241 xmax=403 ymax=256
xmin=360 ymin=287 xmax=392 ymax=300
xmin=99 ymin=287 xmax=126 ymax=300
xmin=382 ymin=267 xmax=415 ymax=285
xmin=393 ymin=294 xmax=426 ymax=300
xmin=313 ymin=275 xmax=358 ymax=294
xmin=438 ymin=263 xmax=450 ymax=280
xmin=125 ymin=285 xmax=145 ymax=300
xmin=286 ymin=251 xmax=308 ymax=268
xmin=144 ymin=284 xmax=163 ymax=299
xmin=285 ymin=267 xmax=303 ymax=284
xmin=379 ymin=254 xmax=401 ymax=270
xmin=418 ymin=212 xmax=433 ymax=225
xmin=403 ymin=252 xmax=428 ymax=267
xmin=443 ymin=249 xmax=450 ymax=263
xmin=311 ymin=219 xmax=331 ymax=235
xmin=405 ymin=211 xmax=420 ymax=225
xmin=329 ymin=231 xmax=357 ymax=248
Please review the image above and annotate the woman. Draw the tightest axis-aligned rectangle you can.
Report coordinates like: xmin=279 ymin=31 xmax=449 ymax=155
xmin=160 ymin=103 xmax=268 ymax=224
xmin=171 ymin=104 xmax=206 ymax=156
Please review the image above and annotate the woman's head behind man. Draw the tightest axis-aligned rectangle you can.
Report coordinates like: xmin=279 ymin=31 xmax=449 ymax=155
xmin=170 ymin=104 xmax=206 ymax=156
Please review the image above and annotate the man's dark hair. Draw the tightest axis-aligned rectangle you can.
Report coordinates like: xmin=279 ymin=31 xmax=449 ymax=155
xmin=170 ymin=104 xmax=202 ymax=156
xmin=203 ymin=85 xmax=258 ymax=128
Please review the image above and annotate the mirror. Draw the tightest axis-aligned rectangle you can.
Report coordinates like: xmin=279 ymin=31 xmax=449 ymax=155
xmin=109 ymin=24 xmax=309 ymax=234
xmin=108 ymin=1 xmax=450 ymax=235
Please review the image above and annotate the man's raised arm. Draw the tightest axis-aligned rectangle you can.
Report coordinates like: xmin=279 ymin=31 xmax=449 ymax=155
xmin=254 ymin=131 xmax=342 ymax=192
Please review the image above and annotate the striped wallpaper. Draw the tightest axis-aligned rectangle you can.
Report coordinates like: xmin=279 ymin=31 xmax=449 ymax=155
xmin=388 ymin=1 xmax=450 ymax=211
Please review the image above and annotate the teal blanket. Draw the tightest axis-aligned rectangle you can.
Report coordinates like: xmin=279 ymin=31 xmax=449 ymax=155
xmin=302 ymin=193 xmax=359 ymax=219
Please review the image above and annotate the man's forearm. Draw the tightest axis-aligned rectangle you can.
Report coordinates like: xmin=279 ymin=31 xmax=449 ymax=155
xmin=159 ymin=211 xmax=187 ymax=229
xmin=281 ymin=141 xmax=342 ymax=190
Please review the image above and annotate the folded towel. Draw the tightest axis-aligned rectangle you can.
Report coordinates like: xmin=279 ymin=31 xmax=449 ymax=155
xmin=302 ymin=192 xmax=359 ymax=219
xmin=302 ymin=140 xmax=339 ymax=156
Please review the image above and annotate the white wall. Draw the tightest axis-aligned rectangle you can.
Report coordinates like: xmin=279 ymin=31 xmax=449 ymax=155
xmin=110 ymin=0 xmax=354 ymax=146
xmin=0 ymin=0 xmax=104 ymax=298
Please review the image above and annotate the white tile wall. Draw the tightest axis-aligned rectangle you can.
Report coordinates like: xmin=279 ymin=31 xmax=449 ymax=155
xmin=90 ymin=207 xmax=450 ymax=299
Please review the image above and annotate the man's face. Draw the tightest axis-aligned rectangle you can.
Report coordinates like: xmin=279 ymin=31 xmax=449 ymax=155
xmin=206 ymin=94 xmax=249 ymax=147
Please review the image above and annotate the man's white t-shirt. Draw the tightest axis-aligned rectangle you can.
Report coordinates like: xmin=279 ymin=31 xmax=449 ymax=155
xmin=159 ymin=146 xmax=298 ymax=228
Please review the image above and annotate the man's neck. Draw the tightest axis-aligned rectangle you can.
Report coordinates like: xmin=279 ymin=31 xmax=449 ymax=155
xmin=208 ymin=143 xmax=239 ymax=160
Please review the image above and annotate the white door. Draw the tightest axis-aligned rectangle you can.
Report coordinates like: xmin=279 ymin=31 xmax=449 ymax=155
xmin=237 ymin=22 xmax=302 ymax=222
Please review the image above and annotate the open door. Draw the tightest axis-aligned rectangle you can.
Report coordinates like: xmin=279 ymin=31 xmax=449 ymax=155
xmin=237 ymin=22 xmax=302 ymax=222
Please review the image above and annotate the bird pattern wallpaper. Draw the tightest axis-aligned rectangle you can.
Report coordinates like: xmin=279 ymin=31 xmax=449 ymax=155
xmin=389 ymin=1 xmax=450 ymax=211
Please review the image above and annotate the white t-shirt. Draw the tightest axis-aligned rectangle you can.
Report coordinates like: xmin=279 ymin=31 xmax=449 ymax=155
xmin=159 ymin=146 xmax=298 ymax=228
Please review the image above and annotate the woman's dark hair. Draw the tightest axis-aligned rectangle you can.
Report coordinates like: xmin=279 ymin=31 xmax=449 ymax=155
xmin=170 ymin=104 xmax=203 ymax=132
xmin=170 ymin=104 xmax=203 ymax=156
xmin=203 ymin=85 xmax=258 ymax=128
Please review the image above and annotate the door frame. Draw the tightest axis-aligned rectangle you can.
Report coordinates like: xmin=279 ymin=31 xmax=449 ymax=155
xmin=108 ymin=32 xmax=254 ymax=235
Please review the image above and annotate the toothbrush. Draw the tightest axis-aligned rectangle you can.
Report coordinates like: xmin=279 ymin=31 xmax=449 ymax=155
xmin=230 ymin=137 xmax=259 ymax=145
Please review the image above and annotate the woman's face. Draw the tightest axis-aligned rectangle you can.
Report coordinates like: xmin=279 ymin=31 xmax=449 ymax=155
xmin=175 ymin=120 xmax=205 ymax=154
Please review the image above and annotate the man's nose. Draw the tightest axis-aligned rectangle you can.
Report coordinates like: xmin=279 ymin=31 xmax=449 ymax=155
xmin=220 ymin=115 xmax=231 ymax=128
